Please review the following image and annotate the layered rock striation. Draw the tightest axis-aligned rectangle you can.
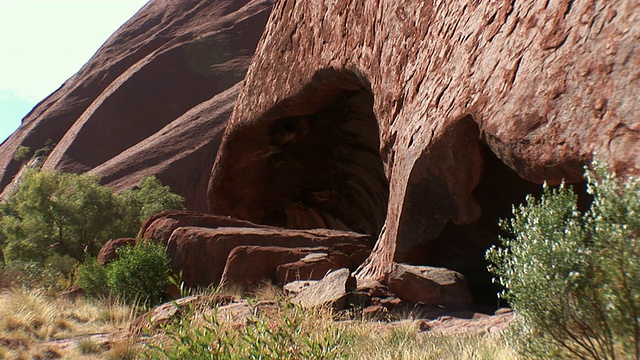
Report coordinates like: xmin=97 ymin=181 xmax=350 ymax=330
xmin=0 ymin=0 xmax=274 ymax=211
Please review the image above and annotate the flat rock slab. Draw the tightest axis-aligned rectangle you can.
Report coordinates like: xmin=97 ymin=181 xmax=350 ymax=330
xmin=292 ymin=268 xmax=356 ymax=310
xmin=385 ymin=263 xmax=472 ymax=307
xmin=167 ymin=226 xmax=370 ymax=287
xmin=419 ymin=310 xmax=515 ymax=336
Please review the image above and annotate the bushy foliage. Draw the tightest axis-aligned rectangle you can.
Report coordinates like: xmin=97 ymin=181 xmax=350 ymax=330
xmin=0 ymin=170 xmax=123 ymax=262
xmin=486 ymin=163 xmax=640 ymax=359
xmin=0 ymin=260 xmax=70 ymax=292
xmin=107 ymin=242 xmax=170 ymax=305
xmin=12 ymin=146 xmax=30 ymax=162
xmin=0 ymin=170 xmax=184 ymax=266
xmin=76 ymin=257 xmax=109 ymax=297
xmin=117 ymin=176 xmax=185 ymax=236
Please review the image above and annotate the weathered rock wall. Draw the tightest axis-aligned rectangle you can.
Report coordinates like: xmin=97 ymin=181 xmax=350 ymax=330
xmin=0 ymin=0 xmax=273 ymax=210
xmin=209 ymin=0 xmax=640 ymax=279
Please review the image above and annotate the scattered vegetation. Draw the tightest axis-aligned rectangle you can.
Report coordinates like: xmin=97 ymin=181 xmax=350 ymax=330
xmin=76 ymin=256 xmax=108 ymax=297
xmin=487 ymin=163 xmax=640 ymax=359
xmin=1 ymin=158 xmax=637 ymax=359
xmin=144 ymin=288 xmax=515 ymax=360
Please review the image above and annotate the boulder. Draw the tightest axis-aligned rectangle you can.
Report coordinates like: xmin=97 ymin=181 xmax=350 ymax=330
xmin=96 ymin=238 xmax=136 ymax=265
xmin=165 ymin=226 xmax=370 ymax=287
xmin=282 ymin=280 xmax=315 ymax=295
xmin=59 ymin=285 xmax=87 ymax=301
xmin=385 ymin=264 xmax=472 ymax=307
xmin=292 ymin=268 xmax=356 ymax=310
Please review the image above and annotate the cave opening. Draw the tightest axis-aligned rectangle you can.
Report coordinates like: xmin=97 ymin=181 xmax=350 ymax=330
xmin=211 ymin=69 xmax=389 ymax=241
xmin=415 ymin=148 xmax=545 ymax=306
xmin=398 ymin=116 xmax=590 ymax=307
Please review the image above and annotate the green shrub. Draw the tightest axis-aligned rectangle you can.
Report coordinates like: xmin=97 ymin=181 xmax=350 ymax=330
xmin=76 ymin=257 xmax=109 ymax=297
xmin=117 ymin=176 xmax=185 ymax=235
xmin=107 ymin=242 xmax=170 ymax=306
xmin=0 ymin=170 xmax=184 ymax=289
xmin=12 ymin=146 xmax=30 ymax=162
xmin=486 ymin=163 xmax=640 ymax=359
xmin=0 ymin=169 xmax=122 ymax=262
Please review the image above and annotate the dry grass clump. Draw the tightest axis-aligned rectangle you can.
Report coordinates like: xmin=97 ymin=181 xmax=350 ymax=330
xmin=0 ymin=287 xmax=139 ymax=359
xmin=343 ymin=321 xmax=516 ymax=360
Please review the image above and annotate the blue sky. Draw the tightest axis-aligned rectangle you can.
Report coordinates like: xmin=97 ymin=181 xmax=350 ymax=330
xmin=0 ymin=0 xmax=149 ymax=143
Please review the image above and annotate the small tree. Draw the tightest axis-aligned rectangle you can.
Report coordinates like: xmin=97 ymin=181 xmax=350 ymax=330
xmin=0 ymin=171 xmax=185 ymax=265
xmin=0 ymin=170 xmax=121 ymax=262
xmin=486 ymin=163 xmax=640 ymax=359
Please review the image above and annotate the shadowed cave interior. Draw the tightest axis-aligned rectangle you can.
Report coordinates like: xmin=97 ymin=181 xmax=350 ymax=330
xmin=212 ymin=70 xmax=390 ymax=240
xmin=399 ymin=128 xmax=590 ymax=306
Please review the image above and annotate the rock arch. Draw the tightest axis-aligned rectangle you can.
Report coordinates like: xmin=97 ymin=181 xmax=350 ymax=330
xmin=209 ymin=69 xmax=389 ymax=239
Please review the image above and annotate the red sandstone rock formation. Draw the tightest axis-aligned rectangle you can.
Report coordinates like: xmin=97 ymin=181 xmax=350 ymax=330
xmin=0 ymin=0 xmax=274 ymax=211
xmin=3 ymin=0 xmax=639 ymax=306
xmin=208 ymin=0 xmax=640 ymax=287
xmin=220 ymin=246 xmax=352 ymax=287
xmin=96 ymin=238 xmax=137 ymax=265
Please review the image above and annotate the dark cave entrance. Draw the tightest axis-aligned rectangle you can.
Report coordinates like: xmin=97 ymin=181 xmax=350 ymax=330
xmin=211 ymin=69 xmax=389 ymax=240
xmin=397 ymin=116 xmax=589 ymax=306
xmin=415 ymin=149 xmax=545 ymax=306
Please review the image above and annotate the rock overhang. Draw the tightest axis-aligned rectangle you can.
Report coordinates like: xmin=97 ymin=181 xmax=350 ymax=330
xmin=207 ymin=0 xmax=640 ymax=290
xmin=209 ymin=69 xmax=389 ymax=240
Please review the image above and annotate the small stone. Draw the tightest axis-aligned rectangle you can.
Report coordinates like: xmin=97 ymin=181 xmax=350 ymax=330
xmin=292 ymin=268 xmax=356 ymax=310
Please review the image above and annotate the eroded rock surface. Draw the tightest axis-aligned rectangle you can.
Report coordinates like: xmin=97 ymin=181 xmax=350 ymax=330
xmin=292 ymin=268 xmax=356 ymax=310
xmin=0 ymin=0 xmax=274 ymax=211
xmin=208 ymin=0 xmax=640 ymax=283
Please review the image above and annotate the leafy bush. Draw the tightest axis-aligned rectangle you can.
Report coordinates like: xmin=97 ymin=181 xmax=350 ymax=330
xmin=117 ymin=176 xmax=185 ymax=236
xmin=486 ymin=163 xmax=640 ymax=359
xmin=76 ymin=257 xmax=109 ymax=297
xmin=0 ymin=169 xmax=122 ymax=262
xmin=107 ymin=242 xmax=170 ymax=305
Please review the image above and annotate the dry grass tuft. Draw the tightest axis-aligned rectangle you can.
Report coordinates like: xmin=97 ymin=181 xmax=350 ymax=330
xmin=0 ymin=288 xmax=140 ymax=359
